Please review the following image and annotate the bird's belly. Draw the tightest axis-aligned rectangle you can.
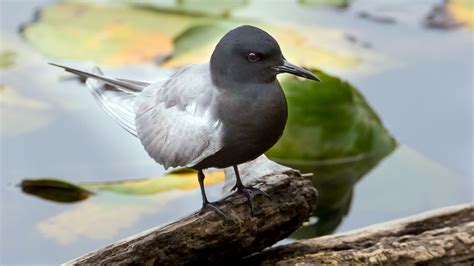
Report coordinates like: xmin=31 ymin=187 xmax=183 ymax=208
xmin=225 ymin=117 xmax=286 ymax=163
xmin=196 ymin=118 xmax=286 ymax=169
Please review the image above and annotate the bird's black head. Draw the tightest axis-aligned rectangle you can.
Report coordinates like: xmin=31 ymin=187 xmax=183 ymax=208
xmin=210 ymin=25 xmax=319 ymax=88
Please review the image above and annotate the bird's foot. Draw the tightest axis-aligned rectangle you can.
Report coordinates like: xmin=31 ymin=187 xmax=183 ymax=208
xmin=199 ymin=201 xmax=229 ymax=220
xmin=231 ymin=184 xmax=271 ymax=216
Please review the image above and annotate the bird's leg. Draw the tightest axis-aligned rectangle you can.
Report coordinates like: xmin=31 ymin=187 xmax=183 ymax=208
xmin=231 ymin=165 xmax=271 ymax=215
xmin=197 ymin=170 xmax=228 ymax=219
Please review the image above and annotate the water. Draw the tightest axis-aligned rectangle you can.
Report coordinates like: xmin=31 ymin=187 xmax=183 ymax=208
xmin=1 ymin=0 xmax=472 ymax=264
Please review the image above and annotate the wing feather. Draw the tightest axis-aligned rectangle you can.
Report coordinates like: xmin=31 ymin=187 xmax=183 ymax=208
xmin=135 ymin=64 xmax=223 ymax=169
xmin=50 ymin=64 xmax=149 ymax=137
xmin=85 ymin=67 xmax=144 ymax=136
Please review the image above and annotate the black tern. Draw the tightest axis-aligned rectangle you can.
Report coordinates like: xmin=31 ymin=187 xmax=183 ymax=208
xmin=50 ymin=25 xmax=320 ymax=216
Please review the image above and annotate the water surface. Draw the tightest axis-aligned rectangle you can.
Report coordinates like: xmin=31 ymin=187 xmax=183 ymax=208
xmin=1 ymin=0 xmax=472 ymax=264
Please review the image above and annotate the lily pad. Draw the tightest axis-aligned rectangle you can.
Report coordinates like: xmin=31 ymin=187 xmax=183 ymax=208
xmin=298 ymin=0 xmax=350 ymax=8
xmin=448 ymin=0 xmax=474 ymax=29
xmin=22 ymin=2 xmax=209 ymax=65
xmin=269 ymin=69 xmax=395 ymax=161
xmin=21 ymin=169 xmax=225 ymax=203
xmin=20 ymin=179 xmax=92 ymax=203
xmin=82 ymin=169 xmax=224 ymax=195
xmin=162 ymin=23 xmax=361 ymax=69
xmin=123 ymin=0 xmax=248 ymax=17
xmin=161 ymin=22 xmax=233 ymax=67
xmin=0 ymin=50 xmax=17 ymax=69
xmin=266 ymin=70 xmax=397 ymax=237
xmin=23 ymin=2 xmax=363 ymax=69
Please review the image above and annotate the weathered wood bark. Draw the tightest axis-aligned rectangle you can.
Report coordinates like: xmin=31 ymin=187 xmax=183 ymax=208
xmin=64 ymin=154 xmax=472 ymax=265
xmin=245 ymin=204 xmax=474 ymax=265
xmin=65 ymin=158 xmax=318 ymax=265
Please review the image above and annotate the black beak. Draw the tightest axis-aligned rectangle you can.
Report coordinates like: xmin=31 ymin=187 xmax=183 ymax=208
xmin=272 ymin=60 xmax=320 ymax=82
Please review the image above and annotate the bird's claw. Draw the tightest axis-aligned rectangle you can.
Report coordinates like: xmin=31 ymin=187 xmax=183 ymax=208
xmin=231 ymin=185 xmax=271 ymax=216
xmin=199 ymin=202 xmax=229 ymax=220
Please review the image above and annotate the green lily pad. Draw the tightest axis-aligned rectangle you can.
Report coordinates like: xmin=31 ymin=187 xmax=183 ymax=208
xmin=123 ymin=0 xmax=248 ymax=17
xmin=20 ymin=179 xmax=93 ymax=203
xmin=298 ymin=0 xmax=350 ymax=8
xmin=23 ymin=2 xmax=363 ymax=68
xmin=22 ymin=2 xmax=211 ymax=66
xmin=269 ymin=70 xmax=395 ymax=162
xmin=266 ymin=70 xmax=397 ymax=237
xmin=20 ymin=169 xmax=224 ymax=203
xmin=161 ymin=22 xmax=234 ymax=67
xmin=0 ymin=50 xmax=17 ymax=69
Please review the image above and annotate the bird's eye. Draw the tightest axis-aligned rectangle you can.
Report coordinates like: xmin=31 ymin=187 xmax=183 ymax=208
xmin=247 ymin=52 xmax=260 ymax=62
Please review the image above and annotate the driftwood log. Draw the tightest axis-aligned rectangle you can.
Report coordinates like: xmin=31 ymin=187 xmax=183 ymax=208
xmin=245 ymin=203 xmax=474 ymax=265
xmin=65 ymin=155 xmax=473 ymax=265
xmin=65 ymin=158 xmax=318 ymax=265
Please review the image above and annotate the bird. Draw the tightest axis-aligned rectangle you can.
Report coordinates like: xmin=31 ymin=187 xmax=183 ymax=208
xmin=50 ymin=25 xmax=320 ymax=217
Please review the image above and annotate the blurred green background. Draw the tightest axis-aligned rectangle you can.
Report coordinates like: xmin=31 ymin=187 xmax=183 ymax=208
xmin=1 ymin=0 xmax=472 ymax=264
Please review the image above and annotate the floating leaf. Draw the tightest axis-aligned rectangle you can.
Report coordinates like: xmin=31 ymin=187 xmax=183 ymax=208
xmin=448 ymin=0 xmax=474 ymax=29
xmin=266 ymin=70 xmax=397 ymax=237
xmin=82 ymin=169 xmax=224 ymax=195
xmin=298 ymin=0 xmax=350 ymax=8
xmin=0 ymin=50 xmax=17 ymax=69
xmin=269 ymin=70 xmax=395 ymax=161
xmin=21 ymin=169 xmax=224 ymax=204
xmin=424 ymin=0 xmax=473 ymax=30
xmin=270 ymin=27 xmax=361 ymax=70
xmin=162 ymin=23 xmax=361 ymax=69
xmin=24 ymin=2 xmax=365 ymax=69
xmin=123 ymin=0 xmax=248 ymax=17
xmin=22 ymin=2 xmax=210 ymax=65
xmin=161 ymin=22 xmax=232 ymax=67
xmin=20 ymin=179 xmax=93 ymax=203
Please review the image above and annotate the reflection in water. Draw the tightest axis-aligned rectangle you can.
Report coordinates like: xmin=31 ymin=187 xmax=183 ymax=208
xmin=37 ymin=191 xmax=184 ymax=245
xmin=0 ymin=84 xmax=55 ymax=137
xmin=281 ymin=150 xmax=394 ymax=238
xmin=268 ymin=70 xmax=397 ymax=238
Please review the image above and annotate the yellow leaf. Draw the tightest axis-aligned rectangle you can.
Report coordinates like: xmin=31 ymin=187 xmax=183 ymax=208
xmin=82 ymin=169 xmax=225 ymax=195
xmin=23 ymin=2 xmax=209 ymax=66
xmin=448 ymin=0 xmax=474 ymax=29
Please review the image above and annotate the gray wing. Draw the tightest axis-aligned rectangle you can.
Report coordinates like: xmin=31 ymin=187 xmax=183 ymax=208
xmin=50 ymin=63 xmax=150 ymax=136
xmin=134 ymin=64 xmax=223 ymax=169
xmin=86 ymin=68 xmax=146 ymax=136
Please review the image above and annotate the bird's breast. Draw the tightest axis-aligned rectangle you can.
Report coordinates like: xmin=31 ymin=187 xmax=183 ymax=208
xmin=214 ymin=82 xmax=288 ymax=163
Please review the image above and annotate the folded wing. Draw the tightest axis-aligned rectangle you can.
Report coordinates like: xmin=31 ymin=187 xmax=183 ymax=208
xmin=134 ymin=64 xmax=223 ymax=169
xmin=85 ymin=67 xmax=148 ymax=136
xmin=49 ymin=63 xmax=150 ymax=136
xmin=50 ymin=63 xmax=222 ymax=169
